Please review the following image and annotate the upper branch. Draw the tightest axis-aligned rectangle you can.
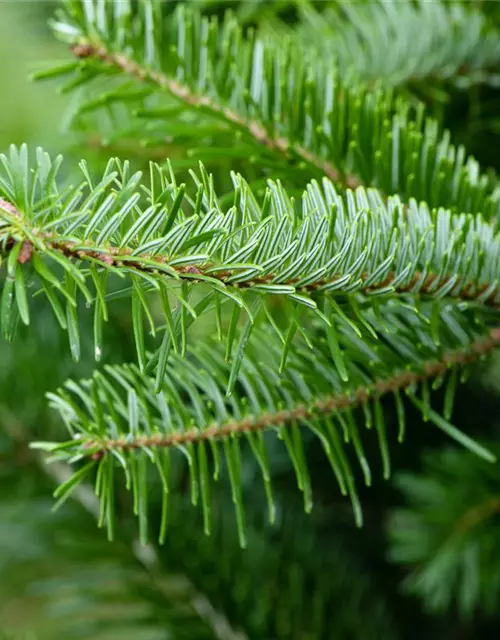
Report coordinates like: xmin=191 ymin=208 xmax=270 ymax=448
xmin=69 ymin=41 xmax=351 ymax=187
xmin=42 ymin=0 xmax=500 ymax=218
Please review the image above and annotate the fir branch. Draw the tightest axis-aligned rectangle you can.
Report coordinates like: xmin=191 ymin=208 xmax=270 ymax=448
xmin=3 ymin=148 xmax=500 ymax=374
xmin=4 ymin=208 xmax=500 ymax=307
xmin=43 ymin=0 xmax=500 ymax=217
xmin=5 ymin=1 xmax=500 ymax=629
xmin=35 ymin=309 xmax=499 ymax=542
xmin=454 ymin=494 xmax=500 ymax=535
xmin=73 ymin=327 xmax=500 ymax=459
xmin=389 ymin=445 xmax=500 ymax=617
xmin=69 ymin=41 xmax=355 ymax=187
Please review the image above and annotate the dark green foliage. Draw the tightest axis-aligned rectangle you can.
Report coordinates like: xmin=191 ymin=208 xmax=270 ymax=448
xmin=389 ymin=445 xmax=500 ymax=618
xmin=0 ymin=494 xmax=222 ymax=639
xmin=0 ymin=479 xmax=399 ymax=639
xmin=160 ymin=495 xmax=401 ymax=640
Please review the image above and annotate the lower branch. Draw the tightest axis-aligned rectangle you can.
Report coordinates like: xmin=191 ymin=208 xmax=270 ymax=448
xmin=84 ymin=327 xmax=500 ymax=457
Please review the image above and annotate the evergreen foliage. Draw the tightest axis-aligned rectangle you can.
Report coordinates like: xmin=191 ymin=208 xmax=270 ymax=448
xmin=269 ymin=0 xmax=500 ymax=92
xmin=40 ymin=0 xmax=500 ymax=213
xmin=389 ymin=445 xmax=500 ymax=619
xmin=3 ymin=0 xmax=500 ymax=637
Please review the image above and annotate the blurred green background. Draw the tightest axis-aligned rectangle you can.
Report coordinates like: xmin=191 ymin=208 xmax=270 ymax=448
xmin=0 ymin=2 xmax=66 ymax=149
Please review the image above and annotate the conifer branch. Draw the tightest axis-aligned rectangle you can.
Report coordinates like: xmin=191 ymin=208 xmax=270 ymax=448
xmin=3 ymin=207 xmax=500 ymax=308
xmin=389 ymin=445 xmax=500 ymax=617
xmin=69 ymin=41 xmax=357 ymax=188
xmin=44 ymin=0 xmax=500 ymax=218
xmin=78 ymin=327 xmax=500 ymax=459
xmin=35 ymin=312 xmax=499 ymax=541
xmin=454 ymin=495 xmax=500 ymax=535
xmin=276 ymin=0 xmax=500 ymax=90
xmin=3 ymin=148 xmax=500 ymax=374
xmin=5 ymin=3 xmax=500 ymax=633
